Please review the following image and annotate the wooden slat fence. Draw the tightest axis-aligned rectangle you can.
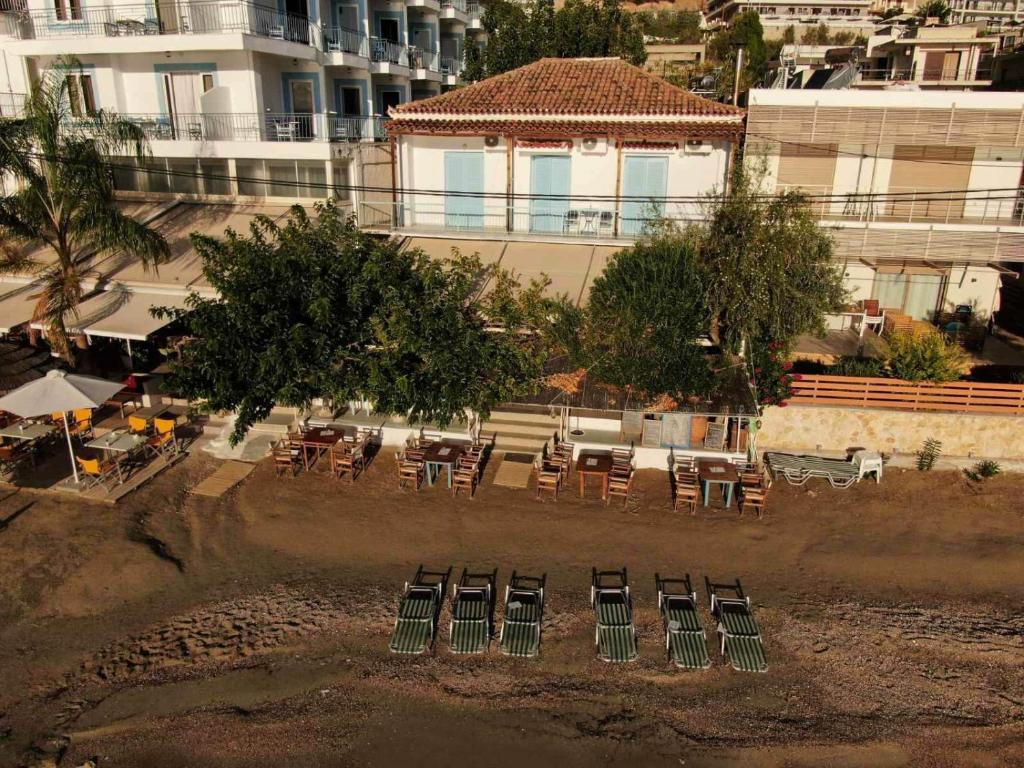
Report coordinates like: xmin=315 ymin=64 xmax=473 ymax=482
xmin=789 ymin=375 xmax=1024 ymax=415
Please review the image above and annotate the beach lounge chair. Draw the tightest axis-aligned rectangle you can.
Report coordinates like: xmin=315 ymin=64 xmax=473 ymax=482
xmin=705 ymin=577 xmax=767 ymax=673
xmin=764 ymin=451 xmax=879 ymax=488
xmin=389 ymin=565 xmax=451 ymax=655
xmin=499 ymin=571 xmax=546 ymax=658
xmin=449 ymin=568 xmax=497 ymax=654
xmin=591 ymin=567 xmax=638 ymax=663
xmin=656 ymin=574 xmax=710 ymax=670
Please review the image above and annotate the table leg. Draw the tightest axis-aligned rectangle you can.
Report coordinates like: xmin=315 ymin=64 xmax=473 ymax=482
xmin=703 ymin=480 xmax=710 ymax=507
xmin=579 ymin=472 xmax=584 ymax=498
xmin=602 ymin=474 xmax=608 ymax=501
xmin=425 ymin=462 xmax=435 ymax=487
xmin=447 ymin=463 xmax=453 ymax=488
xmin=725 ymin=482 xmax=734 ymax=508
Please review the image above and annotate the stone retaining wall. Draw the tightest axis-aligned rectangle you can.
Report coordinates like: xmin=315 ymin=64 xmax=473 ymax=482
xmin=758 ymin=404 xmax=1024 ymax=460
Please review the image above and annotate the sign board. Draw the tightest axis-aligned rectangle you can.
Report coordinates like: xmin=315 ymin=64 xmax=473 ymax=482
xmin=660 ymin=413 xmax=692 ymax=448
xmin=641 ymin=417 xmax=662 ymax=448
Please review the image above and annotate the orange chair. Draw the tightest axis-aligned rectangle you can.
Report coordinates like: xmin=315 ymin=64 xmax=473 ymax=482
xmin=146 ymin=418 xmax=177 ymax=457
xmin=128 ymin=414 xmax=150 ymax=435
xmin=75 ymin=455 xmax=120 ymax=489
xmin=68 ymin=408 xmax=93 ymax=440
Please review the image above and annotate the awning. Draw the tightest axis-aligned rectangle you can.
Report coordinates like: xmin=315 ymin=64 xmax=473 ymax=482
xmin=31 ymin=289 xmax=191 ymax=342
xmin=0 ymin=281 xmax=39 ymax=334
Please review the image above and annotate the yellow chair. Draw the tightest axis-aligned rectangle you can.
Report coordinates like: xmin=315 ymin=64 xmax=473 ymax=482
xmin=146 ymin=418 xmax=177 ymax=456
xmin=69 ymin=408 xmax=93 ymax=439
xmin=128 ymin=414 xmax=149 ymax=435
xmin=75 ymin=455 xmax=119 ymax=488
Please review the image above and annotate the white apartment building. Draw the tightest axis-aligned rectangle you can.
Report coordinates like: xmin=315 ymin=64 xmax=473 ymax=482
xmin=950 ymin=0 xmax=1024 ymax=28
xmin=705 ymin=0 xmax=874 ymax=26
xmin=0 ymin=0 xmax=485 ymax=200
xmin=748 ymin=88 xmax=1024 ymax=322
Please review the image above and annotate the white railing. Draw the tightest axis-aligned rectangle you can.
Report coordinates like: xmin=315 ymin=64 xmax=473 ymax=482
xmin=408 ymin=47 xmax=440 ymax=72
xmin=0 ymin=91 xmax=25 ymax=117
xmin=79 ymin=112 xmax=388 ymax=142
xmin=370 ymin=36 xmax=410 ymax=66
xmin=856 ymin=64 xmax=994 ymax=84
xmin=777 ymin=183 xmax=1024 ymax=226
xmin=441 ymin=0 xmax=468 ymax=12
xmin=13 ymin=0 xmax=318 ymax=45
xmin=441 ymin=56 xmax=461 ymax=76
xmin=321 ymin=25 xmax=369 ymax=56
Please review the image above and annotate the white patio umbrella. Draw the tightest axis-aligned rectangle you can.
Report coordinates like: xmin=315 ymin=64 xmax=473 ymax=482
xmin=0 ymin=369 xmax=124 ymax=484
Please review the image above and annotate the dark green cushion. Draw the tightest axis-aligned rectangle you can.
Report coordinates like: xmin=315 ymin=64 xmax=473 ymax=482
xmin=390 ymin=618 xmax=433 ymax=654
xmin=725 ymin=634 xmax=768 ymax=672
xmin=668 ymin=631 xmax=711 ymax=669
xmin=719 ymin=602 xmax=760 ymax=636
xmin=663 ymin=596 xmax=702 ymax=632
xmin=598 ymin=625 xmax=638 ymax=662
xmin=450 ymin=618 xmax=489 ymax=654
xmin=500 ymin=620 xmax=540 ymax=657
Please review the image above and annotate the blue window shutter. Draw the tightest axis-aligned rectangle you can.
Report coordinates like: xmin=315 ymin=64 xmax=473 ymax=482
xmin=445 ymin=151 xmax=484 ymax=229
xmin=621 ymin=156 xmax=668 ymax=235
xmin=529 ymin=155 xmax=571 ymax=233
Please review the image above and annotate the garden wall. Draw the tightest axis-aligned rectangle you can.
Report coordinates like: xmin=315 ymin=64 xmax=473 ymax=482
xmin=758 ymin=404 xmax=1024 ymax=459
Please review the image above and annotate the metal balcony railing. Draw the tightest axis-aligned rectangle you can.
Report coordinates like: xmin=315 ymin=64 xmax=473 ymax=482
xmin=11 ymin=0 xmax=318 ymax=45
xmin=321 ymin=25 xmax=369 ymax=56
xmin=370 ymin=36 xmax=409 ymax=66
xmin=856 ymin=64 xmax=994 ymax=83
xmin=441 ymin=56 xmax=461 ymax=76
xmin=0 ymin=91 xmax=25 ymax=117
xmin=408 ymin=47 xmax=440 ymax=71
xmin=75 ymin=111 xmax=388 ymax=142
xmin=440 ymin=0 xmax=468 ymax=12
xmin=467 ymin=1 xmax=481 ymax=15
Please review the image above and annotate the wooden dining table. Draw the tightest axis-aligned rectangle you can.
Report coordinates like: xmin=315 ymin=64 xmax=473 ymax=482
xmin=300 ymin=427 xmax=345 ymax=469
xmin=698 ymin=458 xmax=740 ymax=508
xmin=421 ymin=441 xmax=466 ymax=488
xmin=576 ymin=451 xmax=613 ymax=500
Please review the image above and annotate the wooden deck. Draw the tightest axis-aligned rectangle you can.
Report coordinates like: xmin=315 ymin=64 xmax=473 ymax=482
xmin=190 ymin=460 xmax=255 ymax=498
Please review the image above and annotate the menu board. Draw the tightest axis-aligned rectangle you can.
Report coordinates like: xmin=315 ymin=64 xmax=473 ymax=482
xmin=641 ymin=417 xmax=662 ymax=448
xmin=660 ymin=413 xmax=692 ymax=448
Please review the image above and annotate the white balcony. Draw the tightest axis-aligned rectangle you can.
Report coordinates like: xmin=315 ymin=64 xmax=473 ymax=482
xmin=439 ymin=0 xmax=469 ymax=24
xmin=407 ymin=0 xmax=442 ymax=12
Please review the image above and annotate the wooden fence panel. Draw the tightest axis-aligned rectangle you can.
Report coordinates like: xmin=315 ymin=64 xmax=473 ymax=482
xmin=789 ymin=375 xmax=1024 ymax=415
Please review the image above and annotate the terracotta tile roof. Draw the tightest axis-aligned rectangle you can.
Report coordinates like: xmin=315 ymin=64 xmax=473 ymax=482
xmin=387 ymin=118 xmax=744 ymax=140
xmin=390 ymin=57 xmax=744 ymax=119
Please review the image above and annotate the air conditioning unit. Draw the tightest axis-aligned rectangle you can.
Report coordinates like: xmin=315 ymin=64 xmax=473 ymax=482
xmin=579 ymin=136 xmax=606 ymax=155
xmin=684 ymin=139 xmax=712 ymax=155
xmin=484 ymin=135 xmax=500 ymax=148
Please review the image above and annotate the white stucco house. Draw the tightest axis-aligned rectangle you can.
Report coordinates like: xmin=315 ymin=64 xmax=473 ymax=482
xmin=382 ymin=57 xmax=745 ymax=242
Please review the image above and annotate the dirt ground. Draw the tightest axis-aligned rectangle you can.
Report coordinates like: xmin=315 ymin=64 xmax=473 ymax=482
xmin=1 ymin=450 xmax=1023 ymax=768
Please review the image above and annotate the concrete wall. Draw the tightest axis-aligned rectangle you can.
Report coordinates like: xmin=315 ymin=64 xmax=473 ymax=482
xmin=759 ymin=404 xmax=1024 ymax=459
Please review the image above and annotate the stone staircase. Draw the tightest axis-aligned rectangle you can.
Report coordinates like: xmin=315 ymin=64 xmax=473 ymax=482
xmin=481 ymin=409 xmax=561 ymax=457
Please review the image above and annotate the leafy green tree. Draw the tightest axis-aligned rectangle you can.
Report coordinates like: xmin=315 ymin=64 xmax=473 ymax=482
xmin=467 ymin=0 xmax=645 ymax=81
xmin=916 ymin=0 xmax=952 ymax=21
xmin=158 ymin=201 xmax=554 ymax=444
xmin=462 ymin=36 xmax=485 ymax=83
xmin=882 ymin=6 xmax=904 ymax=18
xmin=781 ymin=25 xmax=796 ymax=44
xmin=553 ymin=232 xmax=714 ymax=402
xmin=707 ymin=11 xmax=770 ymax=99
xmin=637 ymin=9 xmax=702 ymax=43
xmin=886 ymin=332 xmax=967 ymax=382
xmin=0 ymin=57 xmax=169 ymax=361
xmin=693 ymin=164 xmax=846 ymax=352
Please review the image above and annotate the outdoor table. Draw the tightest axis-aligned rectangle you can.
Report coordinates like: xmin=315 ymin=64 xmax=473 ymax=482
xmin=132 ymin=403 xmax=188 ymax=425
xmin=104 ymin=391 xmax=144 ymax=418
xmin=301 ymin=427 xmax=344 ymax=470
xmin=698 ymin=459 xmax=740 ymax=508
xmin=421 ymin=441 xmax=465 ymax=488
xmin=0 ymin=422 xmax=57 ymax=441
xmin=576 ymin=451 xmax=613 ymax=500
xmin=86 ymin=430 xmax=148 ymax=483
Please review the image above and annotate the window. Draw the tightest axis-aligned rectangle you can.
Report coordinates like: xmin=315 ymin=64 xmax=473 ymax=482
xmin=236 ymin=160 xmax=267 ymax=197
xmin=379 ymin=17 xmax=399 ymax=42
xmin=66 ymin=73 xmax=96 ymax=117
xmin=199 ymin=160 xmax=230 ymax=195
xmin=236 ymin=160 xmax=328 ymax=199
xmin=872 ymin=270 xmax=947 ymax=321
xmin=54 ymin=0 xmax=82 ymax=21
xmin=378 ymin=89 xmax=401 ymax=115
xmin=332 ymin=162 xmax=350 ymax=200
xmin=202 ymin=74 xmax=215 ymax=92
xmin=341 ymin=87 xmax=361 ymax=116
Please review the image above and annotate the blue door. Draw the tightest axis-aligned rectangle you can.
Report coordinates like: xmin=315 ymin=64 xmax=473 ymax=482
xmin=620 ymin=156 xmax=669 ymax=236
xmin=529 ymin=155 xmax=571 ymax=233
xmin=444 ymin=151 xmax=484 ymax=229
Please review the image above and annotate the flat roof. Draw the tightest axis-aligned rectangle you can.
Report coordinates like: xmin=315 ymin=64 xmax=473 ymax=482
xmin=30 ymin=288 xmax=191 ymax=341
xmin=0 ymin=280 xmax=39 ymax=334
xmin=749 ymin=88 xmax=1024 ymax=109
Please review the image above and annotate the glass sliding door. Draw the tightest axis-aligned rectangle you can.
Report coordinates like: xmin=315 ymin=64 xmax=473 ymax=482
xmin=444 ymin=151 xmax=485 ymax=229
xmin=529 ymin=155 xmax=571 ymax=233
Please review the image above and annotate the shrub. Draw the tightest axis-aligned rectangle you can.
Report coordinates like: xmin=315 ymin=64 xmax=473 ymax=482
xmin=887 ymin=332 xmax=967 ymax=383
xmin=965 ymin=459 xmax=1000 ymax=482
xmin=830 ymin=356 xmax=886 ymax=378
xmin=916 ymin=438 xmax=942 ymax=471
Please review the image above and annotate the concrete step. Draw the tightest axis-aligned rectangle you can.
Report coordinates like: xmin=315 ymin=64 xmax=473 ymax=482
xmin=250 ymin=411 xmax=296 ymax=435
xmin=492 ymin=439 xmax=547 ymax=455
xmin=488 ymin=409 xmax=560 ymax=426
xmin=481 ymin=420 xmax=559 ymax=440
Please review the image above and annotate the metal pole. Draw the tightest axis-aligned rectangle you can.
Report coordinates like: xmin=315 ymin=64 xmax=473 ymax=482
xmin=733 ymin=47 xmax=745 ymax=106
xmin=64 ymin=411 xmax=80 ymax=485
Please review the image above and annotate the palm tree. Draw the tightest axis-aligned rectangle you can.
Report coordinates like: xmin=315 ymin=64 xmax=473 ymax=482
xmin=0 ymin=57 xmax=169 ymax=362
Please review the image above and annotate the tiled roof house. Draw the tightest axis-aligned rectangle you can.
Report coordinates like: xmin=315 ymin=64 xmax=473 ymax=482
xmin=379 ymin=57 xmax=744 ymax=244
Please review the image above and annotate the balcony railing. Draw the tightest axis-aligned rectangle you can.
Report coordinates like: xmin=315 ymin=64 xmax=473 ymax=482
xmin=370 ymin=36 xmax=409 ymax=66
xmin=408 ymin=47 xmax=440 ymax=71
xmin=467 ymin=1 xmax=481 ymax=15
xmin=321 ymin=25 xmax=368 ymax=56
xmin=441 ymin=56 xmax=461 ymax=76
xmin=77 ymin=112 xmax=388 ymax=142
xmin=440 ymin=0 xmax=468 ymax=12
xmin=0 ymin=91 xmax=25 ymax=117
xmin=857 ymin=64 xmax=994 ymax=84
xmin=778 ymin=184 xmax=1024 ymax=227
xmin=10 ymin=0 xmax=318 ymax=45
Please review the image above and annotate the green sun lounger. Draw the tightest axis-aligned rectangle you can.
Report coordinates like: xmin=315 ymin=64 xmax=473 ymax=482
xmin=449 ymin=568 xmax=497 ymax=654
xmin=592 ymin=567 xmax=639 ymax=663
xmin=389 ymin=565 xmax=451 ymax=655
xmin=706 ymin=577 xmax=768 ymax=673
xmin=656 ymin=574 xmax=710 ymax=670
xmin=499 ymin=572 xmax=546 ymax=658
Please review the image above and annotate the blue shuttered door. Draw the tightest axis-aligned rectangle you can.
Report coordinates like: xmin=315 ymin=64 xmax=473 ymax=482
xmin=529 ymin=155 xmax=571 ymax=233
xmin=444 ymin=151 xmax=485 ymax=229
xmin=620 ymin=156 xmax=669 ymax=235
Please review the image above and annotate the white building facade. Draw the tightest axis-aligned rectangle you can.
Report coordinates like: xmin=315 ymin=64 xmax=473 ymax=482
xmin=747 ymin=88 xmax=1024 ymax=321
xmin=0 ymin=0 xmax=485 ymax=200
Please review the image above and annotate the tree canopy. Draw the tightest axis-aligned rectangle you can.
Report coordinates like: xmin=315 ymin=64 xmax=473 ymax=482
xmin=636 ymin=9 xmax=702 ymax=43
xmin=464 ymin=0 xmax=646 ymax=81
xmin=706 ymin=11 xmax=775 ymax=100
xmin=916 ymin=0 xmax=952 ymax=22
xmin=0 ymin=56 xmax=169 ymax=360
xmin=158 ymin=201 xmax=556 ymax=443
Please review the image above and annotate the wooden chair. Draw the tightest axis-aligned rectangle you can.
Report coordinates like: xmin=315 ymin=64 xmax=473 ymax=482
xmin=674 ymin=482 xmax=700 ymax=515
xmin=395 ymin=452 xmax=423 ymax=490
xmin=452 ymin=467 xmax=477 ymax=498
xmin=606 ymin=471 xmax=633 ymax=507
xmin=553 ymin=441 xmax=574 ymax=476
xmin=75 ymin=455 xmax=120 ymax=489
xmin=273 ymin=441 xmax=301 ymax=477
xmin=330 ymin=445 xmax=359 ymax=482
xmin=739 ymin=486 xmax=768 ymax=518
xmin=535 ymin=464 xmax=561 ymax=499
xmin=740 ymin=471 xmax=763 ymax=488
xmin=457 ymin=455 xmax=481 ymax=481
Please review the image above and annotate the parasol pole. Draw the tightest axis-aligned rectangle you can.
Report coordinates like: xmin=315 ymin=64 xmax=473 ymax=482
xmin=63 ymin=411 xmax=80 ymax=484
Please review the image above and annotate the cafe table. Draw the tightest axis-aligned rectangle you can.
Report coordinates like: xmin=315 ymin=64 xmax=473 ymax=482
xmin=0 ymin=422 xmax=58 ymax=441
xmin=421 ymin=441 xmax=466 ymax=488
xmin=576 ymin=451 xmax=613 ymax=500
xmin=86 ymin=430 xmax=148 ymax=482
xmin=698 ymin=458 xmax=740 ymax=508
xmin=300 ymin=427 xmax=344 ymax=470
